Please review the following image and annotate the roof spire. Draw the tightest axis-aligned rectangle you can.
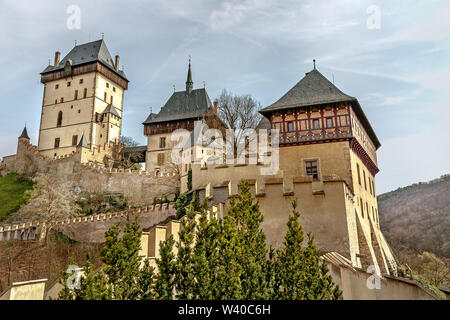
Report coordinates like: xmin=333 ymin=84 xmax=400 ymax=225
xmin=186 ymin=56 xmax=193 ymax=94
xmin=77 ymin=132 xmax=89 ymax=148
xmin=313 ymin=59 xmax=316 ymax=70
xmin=19 ymin=125 xmax=30 ymax=140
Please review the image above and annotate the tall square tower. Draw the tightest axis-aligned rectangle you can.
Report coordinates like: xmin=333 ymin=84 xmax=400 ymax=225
xmin=38 ymin=40 xmax=128 ymax=162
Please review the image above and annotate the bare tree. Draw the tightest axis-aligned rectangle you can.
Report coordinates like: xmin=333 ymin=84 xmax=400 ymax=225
xmin=217 ymin=89 xmax=262 ymax=158
xmin=14 ymin=173 xmax=80 ymax=244
xmin=107 ymin=136 xmax=144 ymax=170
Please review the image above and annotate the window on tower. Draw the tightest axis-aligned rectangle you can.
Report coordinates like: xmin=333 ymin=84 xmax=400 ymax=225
xmin=57 ymin=111 xmax=63 ymax=127
xmin=55 ymin=84 xmax=59 ymax=89
xmin=287 ymin=121 xmax=294 ymax=132
xmin=160 ymin=137 xmax=166 ymax=148
xmin=357 ymin=163 xmax=361 ymax=185
xmin=326 ymin=118 xmax=333 ymax=128
xmin=67 ymin=82 xmax=71 ymax=87
xmin=305 ymin=160 xmax=319 ymax=181
xmin=54 ymin=138 xmax=60 ymax=148
xmin=83 ymin=88 xmax=87 ymax=98
xmin=72 ymin=135 xmax=78 ymax=146
xmin=74 ymin=90 xmax=78 ymax=100
xmin=104 ymin=92 xmax=107 ymax=101
xmin=313 ymin=119 xmax=320 ymax=129
xmin=79 ymin=79 xmax=83 ymax=84
xmin=157 ymin=153 xmax=165 ymax=166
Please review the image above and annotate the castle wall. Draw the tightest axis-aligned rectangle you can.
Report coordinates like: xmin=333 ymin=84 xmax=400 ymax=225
xmin=1 ymin=139 xmax=179 ymax=207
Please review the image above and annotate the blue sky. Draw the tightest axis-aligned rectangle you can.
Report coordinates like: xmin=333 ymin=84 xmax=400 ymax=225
xmin=0 ymin=0 xmax=449 ymax=194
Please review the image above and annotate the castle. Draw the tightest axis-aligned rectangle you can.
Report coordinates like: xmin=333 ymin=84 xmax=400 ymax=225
xmin=0 ymin=39 xmax=410 ymax=298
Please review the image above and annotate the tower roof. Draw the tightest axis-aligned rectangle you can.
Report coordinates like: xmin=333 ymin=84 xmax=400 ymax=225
xmin=102 ymin=104 xmax=122 ymax=118
xmin=186 ymin=58 xmax=193 ymax=93
xmin=77 ymin=133 xmax=89 ymax=148
xmin=19 ymin=126 xmax=30 ymax=140
xmin=41 ymin=39 xmax=128 ymax=81
xmin=260 ymin=68 xmax=356 ymax=113
xmin=260 ymin=68 xmax=380 ymax=149
xmin=143 ymin=88 xmax=212 ymax=124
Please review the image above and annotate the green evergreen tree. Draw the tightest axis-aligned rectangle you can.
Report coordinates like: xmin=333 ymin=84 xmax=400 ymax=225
xmin=154 ymin=234 xmax=176 ymax=300
xmin=174 ymin=205 xmax=197 ymax=299
xmin=227 ymin=180 xmax=268 ymax=299
xmin=275 ymin=199 xmax=342 ymax=300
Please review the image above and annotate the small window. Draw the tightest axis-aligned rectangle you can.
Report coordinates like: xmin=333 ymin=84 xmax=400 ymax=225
xmin=160 ymin=137 xmax=166 ymax=148
xmin=104 ymin=92 xmax=107 ymax=101
xmin=78 ymin=109 xmax=81 ymax=113
xmin=113 ymin=87 xmax=116 ymax=92
xmin=71 ymin=105 xmax=73 ymax=109
xmin=313 ymin=119 xmax=320 ymax=129
xmin=55 ymin=99 xmax=58 ymax=104
xmin=157 ymin=153 xmax=165 ymax=166
xmin=79 ymin=79 xmax=83 ymax=84
xmin=54 ymin=138 xmax=60 ymax=148
xmin=363 ymin=170 xmax=367 ymax=191
xmin=372 ymin=180 xmax=375 ymax=196
xmin=366 ymin=202 xmax=369 ymax=219
xmin=100 ymin=134 xmax=103 ymax=138
xmin=67 ymin=82 xmax=71 ymax=87
xmin=74 ymin=90 xmax=78 ymax=100
xmin=55 ymin=84 xmax=59 ymax=89
xmin=326 ymin=118 xmax=333 ymax=128
xmin=106 ymin=83 xmax=110 ymax=88
xmin=287 ymin=121 xmax=294 ymax=132
xmin=360 ymin=198 xmax=364 ymax=218
xmin=110 ymin=96 xmax=113 ymax=104
xmin=83 ymin=88 xmax=87 ymax=98
xmin=305 ymin=160 xmax=319 ymax=181
xmin=60 ymin=97 xmax=64 ymax=103
xmin=57 ymin=111 xmax=63 ymax=127
xmin=357 ymin=163 xmax=361 ymax=185
xmin=72 ymin=135 xmax=78 ymax=146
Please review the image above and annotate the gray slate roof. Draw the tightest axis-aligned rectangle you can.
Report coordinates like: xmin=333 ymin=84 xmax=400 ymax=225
xmin=256 ymin=117 xmax=271 ymax=130
xmin=102 ymin=104 xmax=121 ymax=118
xmin=260 ymin=68 xmax=356 ymax=113
xmin=19 ymin=126 xmax=30 ymax=139
xmin=41 ymin=40 xmax=128 ymax=80
xmin=260 ymin=68 xmax=381 ymax=149
xmin=143 ymin=88 xmax=213 ymax=124
xmin=77 ymin=133 xmax=89 ymax=148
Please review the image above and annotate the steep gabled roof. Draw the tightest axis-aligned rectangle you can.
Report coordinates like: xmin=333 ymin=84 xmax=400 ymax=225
xmin=77 ymin=133 xmax=89 ymax=148
xmin=260 ymin=68 xmax=381 ymax=149
xmin=41 ymin=40 xmax=128 ymax=80
xmin=143 ymin=88 xmax=213 ymax=124
xmin=260 ymin=68 xmax=356 ymax=113
xmin=102 ymin=104 xmax=121 ymax=118
xmin=19 ymin=126 xmax=30 ymax=140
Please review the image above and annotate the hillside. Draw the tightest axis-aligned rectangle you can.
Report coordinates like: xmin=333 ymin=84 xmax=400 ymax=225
xmin=378 ymin=174 xmax=450 ymax=258
xmin=0 ymin=173 xmax=34 ymax=222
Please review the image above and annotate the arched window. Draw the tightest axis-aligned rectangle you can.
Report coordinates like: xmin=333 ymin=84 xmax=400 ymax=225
xmin=57 ymin=111 xmax=63 ymax=127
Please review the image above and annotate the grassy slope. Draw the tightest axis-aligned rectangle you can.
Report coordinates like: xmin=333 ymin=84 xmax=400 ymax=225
xmin=0 ymin=172 xmax=34 ymax=222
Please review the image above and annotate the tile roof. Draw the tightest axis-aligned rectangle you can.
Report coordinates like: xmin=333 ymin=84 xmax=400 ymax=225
xmin=260 ymin=68 xmax=381 ymax=149
xmin=260 ymin=68 xmax=356 ymax=113
xmin=41 ymin=39 xmax=127 ymax=81
xmin=143 ymin=88 xmax=213 ymax=124
xmin=102 ymin=104 xmax=121 ymax=118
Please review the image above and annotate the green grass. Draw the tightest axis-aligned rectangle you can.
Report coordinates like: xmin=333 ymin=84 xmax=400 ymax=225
xmin=0 ymin=172 xmax=35 ymax=222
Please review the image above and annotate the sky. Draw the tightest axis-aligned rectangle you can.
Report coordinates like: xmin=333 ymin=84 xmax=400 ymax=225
xmin=0 ymin=0 xmax=449 ymax=194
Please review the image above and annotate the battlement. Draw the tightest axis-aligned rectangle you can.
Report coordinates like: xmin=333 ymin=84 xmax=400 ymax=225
xmin=0 ymin=203 xmax=176 ymax=242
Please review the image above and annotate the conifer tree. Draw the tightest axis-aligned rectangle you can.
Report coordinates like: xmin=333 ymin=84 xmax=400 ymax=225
xmin=154 ymin=234 xmax=176 ymax=300
xmin=275 ymin=199 xmax=342 ymax=300
xmin=227 ymin=180 xmax=268 ymax=299
xmin=174 ymin=205 xmax=197 ymax=299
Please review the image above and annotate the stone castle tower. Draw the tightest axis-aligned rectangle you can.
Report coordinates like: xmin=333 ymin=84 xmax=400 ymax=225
xmin=38 ymin=40 xmax=129 ymax=161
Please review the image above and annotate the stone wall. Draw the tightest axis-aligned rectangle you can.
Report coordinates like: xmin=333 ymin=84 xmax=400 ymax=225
xmin=0 ymin=203 xmax=176 ymax=243
xmin=1 ymin=138 xmax=179 ymax=207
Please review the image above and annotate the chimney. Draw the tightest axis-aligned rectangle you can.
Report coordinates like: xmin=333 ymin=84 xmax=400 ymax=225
xmin=115 ymin=55 xmax=120 ymax=71
xmin=213 ymin=100 xmax=218 ymax=114
xmin=54 ymin=51 xmax=61 ymax=67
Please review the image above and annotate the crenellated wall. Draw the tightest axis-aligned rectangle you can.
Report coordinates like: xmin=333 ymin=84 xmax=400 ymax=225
xmin=1 ymin=138 xmax=179 ymax=206
xmin=0 ymin=203 xmax=176 ymax=243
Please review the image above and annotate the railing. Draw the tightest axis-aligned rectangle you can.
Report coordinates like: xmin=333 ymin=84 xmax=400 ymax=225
xmin=280 ymin=130 xmax=352 ymax=144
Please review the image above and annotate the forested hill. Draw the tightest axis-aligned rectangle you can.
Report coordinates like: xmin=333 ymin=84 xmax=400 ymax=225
xmin=377 ymin=175 xmax=450 ymax=258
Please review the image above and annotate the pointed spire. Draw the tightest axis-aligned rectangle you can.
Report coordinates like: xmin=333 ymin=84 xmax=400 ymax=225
xmin=313 ymin=59 xmax=316 ymax=70
xmin=19 ymin=125 xmax=30 ymax=140
xmin=77 ymin=133 xmax=89 ymax=148
xmin=186 ymin=56 xmax=193 ymax=94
